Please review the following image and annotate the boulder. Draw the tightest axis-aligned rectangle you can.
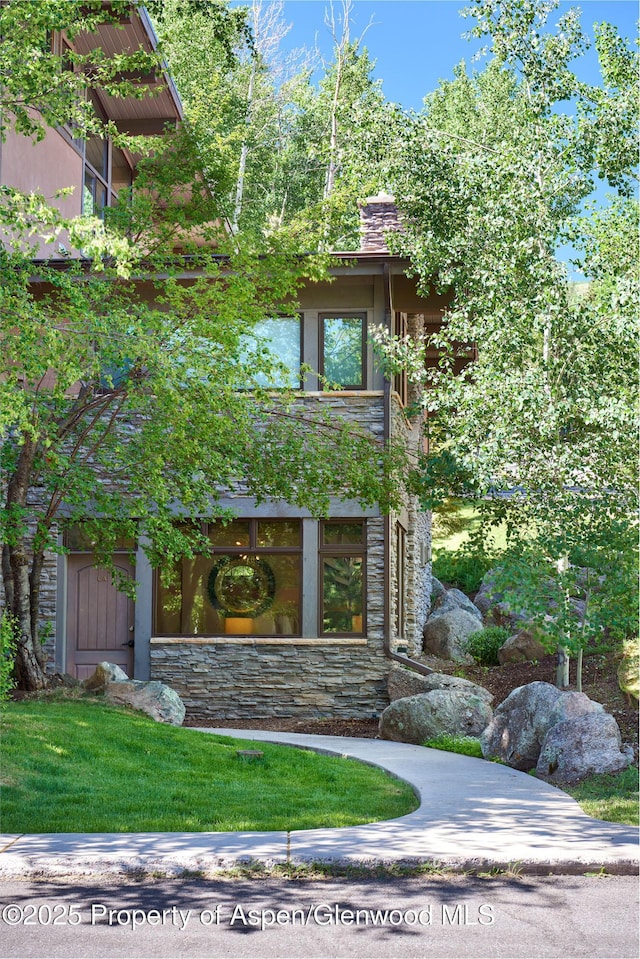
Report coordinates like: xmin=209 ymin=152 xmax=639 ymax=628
xmin=104 ymin=680 xmax=186 ymax=725
xmin=497 ymin=629 xmax=548 ymax=665
xmin=480 ymin=682 xmax=564 ymax=770
xmin=379 ymin=690 xmax=493 ymax=744
xmin=431 ymin=576 xmax=446 ymax=605
xmin=480 ymin=683 xmax=610 ymax=770
xmin=547 ymin=690 xmax=605 ymax=727
xmin=473 ymin=570 xmax=503 ymax=616
xmin=388 ymin=666 xmax=493 ymax=704
xmin=536 ymin=713 xmax=634 ymax=783
xmin=432 ymin=587 xmax=483 ymax=621
xmin=83 ymin=661 xmax=129 ymax=691
xmin=422 ymin=608 xmax=481 ymax=662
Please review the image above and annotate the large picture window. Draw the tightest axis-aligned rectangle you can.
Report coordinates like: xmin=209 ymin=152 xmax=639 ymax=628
xmin=319 ymin=521 xmax=366 ymax=636
xmin=320 ymin=313 xmax=366 ymax=389
xmin=156 ymin=520 xmax=302 ymax=636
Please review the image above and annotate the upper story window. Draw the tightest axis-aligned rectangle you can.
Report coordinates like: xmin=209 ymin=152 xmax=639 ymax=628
xmin=82 ymin=132 xmax=133 ymax=219
xmin=320 ymin=312 xmax=366 ymax=390
xmin=243 ymin=316 xmax=302 ymax=388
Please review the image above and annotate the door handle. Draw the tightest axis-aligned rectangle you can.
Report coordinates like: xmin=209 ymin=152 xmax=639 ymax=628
xmin=121 ymin=639 xmax=135 ymax=648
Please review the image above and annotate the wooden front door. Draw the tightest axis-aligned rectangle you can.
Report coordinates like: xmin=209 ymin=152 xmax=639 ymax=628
xmin=66 ymin=555 xmax=135 ymax=680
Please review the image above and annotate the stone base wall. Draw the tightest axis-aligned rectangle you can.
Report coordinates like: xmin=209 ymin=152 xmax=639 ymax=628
xmin=150 ymin=640 xmax=389 ymax=720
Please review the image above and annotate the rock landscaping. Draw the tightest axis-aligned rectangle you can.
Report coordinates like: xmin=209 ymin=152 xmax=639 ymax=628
xmin=378 ymin=687 xmax=493 ymax=744
xmin=83 ymin=662 xmax=186 ymax=725
xmin=422 ymin=608 xmax=481 ymax=661
xmin=480 ymin=680 xmax=633 ymax=781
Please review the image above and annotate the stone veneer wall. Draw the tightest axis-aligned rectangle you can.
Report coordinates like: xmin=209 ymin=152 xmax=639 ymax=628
xmin=389 ymin=395 xmax=431 ymax=656
xmin=150 ymin=516 xmax=389 ymax=720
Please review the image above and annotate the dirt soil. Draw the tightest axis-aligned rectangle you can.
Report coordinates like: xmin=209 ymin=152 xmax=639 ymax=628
xmin=187 ymin=648 xmax=638 ymax=756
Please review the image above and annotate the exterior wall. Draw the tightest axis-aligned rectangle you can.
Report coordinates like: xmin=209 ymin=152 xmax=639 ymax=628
xmin=150 ymin=517 xmax=388 ymax=719
xmin=388 ymin=395 xmax=431 ymax=656
xmin=0 ymin=125 xmax=83 ymax=257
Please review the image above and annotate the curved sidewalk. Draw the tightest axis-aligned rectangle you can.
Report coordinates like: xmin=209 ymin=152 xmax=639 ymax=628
xmin=1 ymin=730 xmax=637 ymax=878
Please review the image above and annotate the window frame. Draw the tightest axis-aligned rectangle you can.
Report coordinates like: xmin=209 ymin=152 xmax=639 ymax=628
xmin=318 ymin=520 xmax=367 ymax=637
xmin=154 ymin=519 xmax=303 ymax=638
xmin=319 ymin=311 xmax=367 ymax=390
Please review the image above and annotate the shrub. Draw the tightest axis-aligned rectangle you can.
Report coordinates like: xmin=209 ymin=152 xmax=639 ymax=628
xmin=432 ymin=549 xmax=494 ymax=594
xmin=464 ymin=626 xmax=509 ymax=666
xmin=423 ymin=734 xmax=483 ymax=758
xmin=0 ymin=613 xmax=17 ymax=708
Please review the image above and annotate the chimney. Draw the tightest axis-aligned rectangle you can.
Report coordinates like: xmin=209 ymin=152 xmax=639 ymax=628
xmin=358 ymin=192 xmax=401 ymax=253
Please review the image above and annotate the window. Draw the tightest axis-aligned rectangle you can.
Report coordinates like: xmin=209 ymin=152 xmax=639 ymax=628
xmin=319 ymin=521 xmax=366 ymax=635
xmin=320 ymin=313 xmax=366 ymax=389
xmin=82 ymin=131 xmax=133 ymax=219
xmin=242 ymin=316 xmax=302 ymax=388
xmin=395 ymin=523 xmax=406 ymax=640
xmin=156 ymin=520 xmax=302 ymax=636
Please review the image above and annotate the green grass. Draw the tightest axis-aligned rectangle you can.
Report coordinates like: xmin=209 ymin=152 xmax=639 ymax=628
xmin=423 ymin=735 xmax=484 ymax=758
xmin=431 ymin=500 xmax=509 ymax=557
xmin=563 ymin=767 xmax=639 ymax=827
xmin=0 ymin=699 xmax=417 ymax=833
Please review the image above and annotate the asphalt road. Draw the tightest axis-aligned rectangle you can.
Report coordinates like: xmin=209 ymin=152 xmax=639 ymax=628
xmin=1 ymin=874 xmax=638 ymax=959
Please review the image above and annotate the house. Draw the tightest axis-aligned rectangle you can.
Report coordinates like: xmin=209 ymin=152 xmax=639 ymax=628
xmin=1 ymin=9 xmax=448 ymax=718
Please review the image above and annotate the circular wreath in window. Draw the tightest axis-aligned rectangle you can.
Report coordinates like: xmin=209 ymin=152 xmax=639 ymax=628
xmin=207 ymin=556 xmax=276 ymax=618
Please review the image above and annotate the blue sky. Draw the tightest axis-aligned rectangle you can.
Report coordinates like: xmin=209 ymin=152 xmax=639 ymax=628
xmin=264 ymin=0 xmax=637 ymax=110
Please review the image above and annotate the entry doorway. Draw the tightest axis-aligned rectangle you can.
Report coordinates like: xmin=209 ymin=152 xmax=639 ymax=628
xmin=66 ymin=555 xmax=135 ymax=680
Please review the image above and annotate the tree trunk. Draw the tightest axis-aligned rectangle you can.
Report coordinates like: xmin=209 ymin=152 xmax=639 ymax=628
xmin=10 ymin=545 xmax=48 ymax=690
xmin=3 ymin=435 xmax=49 ymax=690
xmin=231 ymin=59 xmax=256 ymax=234
xmin=556 ymin=645 xmax=570 ymax=689
xmin=576 ymin=647 xmax=583 ymax=693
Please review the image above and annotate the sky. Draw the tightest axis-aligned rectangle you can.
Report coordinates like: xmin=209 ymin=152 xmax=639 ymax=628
xmin=256 ymin=0 xmax=637 ymax=111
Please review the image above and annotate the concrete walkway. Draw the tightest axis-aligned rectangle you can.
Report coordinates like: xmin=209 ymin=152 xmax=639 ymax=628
xmin=1 ymin=730 xmax=637 ymax=879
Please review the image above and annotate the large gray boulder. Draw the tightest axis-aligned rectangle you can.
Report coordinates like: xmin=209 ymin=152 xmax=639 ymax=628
xmin=379 ymin=690 xmax=493 ymax=744
xmin=497 ymin=629 xmax=548 ymax=665
xmin=388 ymin=666 xmax=493 ymax=704
xmin=83 ymin=661 xmax=129 ymax=691
xmin=104 ymin=680 xmax=186 ymax=725
xmin=432 ymin=588 xmax=483 ymax=621
xmin=422 ymin=609 xmax=481 ymax=662
xmin=480 ymin=682 xmax=564 ymax=769
xmin=480 ymin=682 xmax=607 ymax=770
xmin=536 ymin=713 xmax=634 ymax=783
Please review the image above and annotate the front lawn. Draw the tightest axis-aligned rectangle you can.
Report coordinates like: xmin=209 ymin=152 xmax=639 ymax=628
xmin=0 ymin=699 xmax=417 ymax=833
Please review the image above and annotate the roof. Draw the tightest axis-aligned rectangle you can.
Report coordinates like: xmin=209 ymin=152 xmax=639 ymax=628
xmin=71 ymin=5 xmax=183 ymax=133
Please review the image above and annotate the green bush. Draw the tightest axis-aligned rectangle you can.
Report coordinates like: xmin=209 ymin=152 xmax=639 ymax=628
xmin=464 ymin=626 xmax=510 ymax=666
xmin=423 ymin=734 xmax=483 ymax=758
xmin=0 ymin=613 xmax=17 ymax=708
xmin=432 ymin=549 xmax=494 ymax=594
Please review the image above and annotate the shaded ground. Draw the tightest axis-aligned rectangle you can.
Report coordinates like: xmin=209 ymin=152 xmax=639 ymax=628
xmin=187 ymin=648 xmax=638 ymax=754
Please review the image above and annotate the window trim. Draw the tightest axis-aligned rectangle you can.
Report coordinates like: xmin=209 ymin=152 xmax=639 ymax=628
xmin=318 ymin=520 xmax=367 ymax=637
xmin=154 ymin=519 xmax=303 ymax=638
xmin=319 ymin=311 xmax=367 ymax=390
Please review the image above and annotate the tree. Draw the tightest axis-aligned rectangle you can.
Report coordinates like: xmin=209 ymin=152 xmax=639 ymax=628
xmin=0 ymin=5 xmax=404 ymax=690
xmin=384 ymin=0 xmax=638 ymax=686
